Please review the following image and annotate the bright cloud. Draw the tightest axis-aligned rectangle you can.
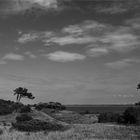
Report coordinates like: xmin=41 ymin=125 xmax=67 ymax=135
xmin=18 ymin=33 xmax=39 ymax=44
xmin=2 ymin=53 xmax=24 ymax=61
xmin=45 ymin=51 xmax=86 ymax=62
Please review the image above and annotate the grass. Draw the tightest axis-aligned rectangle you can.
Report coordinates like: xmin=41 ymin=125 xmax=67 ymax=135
xmin=43 ymin=109 xmax=98 ymax=124
xmin=0 ymin=123 xmax=140 ymax=140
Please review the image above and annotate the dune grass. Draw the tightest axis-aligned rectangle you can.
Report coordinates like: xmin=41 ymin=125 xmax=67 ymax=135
xmin=0 ymin=123 xmax=140 ymax=140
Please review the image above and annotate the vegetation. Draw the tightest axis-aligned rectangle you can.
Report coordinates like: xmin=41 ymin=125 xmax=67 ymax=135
xmin=12 ymin=119 xmax=66 ymax=132
xmin=19 ymin=105 xmax=32 ymax=113
xmin=13 ymin=87 xmax=35 ymax=102
xmin=0 ymin=124 xmax=140 ymax=140
xmin=16 ymin=114 xmax=33 ymax=122
xmin=0 ymin=85 xmax=139 ymax=139
xmin=98 ymin=106 xmax=140 ymax=125
xmin=98 ymin=112 xmax=120 ymax=123
xmin=35 ymin=102 xmax=66 ymax=110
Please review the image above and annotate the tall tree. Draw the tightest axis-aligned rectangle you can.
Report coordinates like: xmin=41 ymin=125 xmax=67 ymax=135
xmin=13 ymin=87 xmax=35 ymax=102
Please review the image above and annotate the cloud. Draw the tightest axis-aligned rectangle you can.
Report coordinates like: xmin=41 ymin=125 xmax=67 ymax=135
xmin=87 ymin=48 xmax=109 ymax=57
xmin=106 ymin=58 xmax=140 ymax=69
xmin=18 ymin=31 xmax=53 ymax=44
xmin=0 ymin=0 xmax=58 ymax=15
xmin=2 ymin=53 xmax=24 ymax=61
xmin=95 ymin=4 xmax=128 ymax=14
xmin=17 ymin=19 xmax=140 ymax=55
xmin=101 ymin=32 xmax=139 ymax=52
xmin=24 ymin=51 xmax=37 ymax=59
xmin=18 ymin=33 xmax=39 ymax=44
xmin=125 ymin=17 xmax=140 ymax=29
xmin=1 ymin=0 xmax=140 ymax=16
xmin=45 ymin=51 xmax=86 ymax=62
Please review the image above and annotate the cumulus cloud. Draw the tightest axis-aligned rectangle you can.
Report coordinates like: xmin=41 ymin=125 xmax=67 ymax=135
xmin=2 ymin=53 xmax=24 ymax=61
xmin=45 ymin=51 xmax=86 ymax=62
xmin=106 ymin=58 xmax=140 ymax=69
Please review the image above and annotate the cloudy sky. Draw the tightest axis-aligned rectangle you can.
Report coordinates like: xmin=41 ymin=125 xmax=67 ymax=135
xmin=0 ymin=0 xmax=140 ymax=104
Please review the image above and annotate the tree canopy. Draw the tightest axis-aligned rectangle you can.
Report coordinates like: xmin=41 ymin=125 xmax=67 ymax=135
xmin=13 ymin=87 xmax=35 ymax=102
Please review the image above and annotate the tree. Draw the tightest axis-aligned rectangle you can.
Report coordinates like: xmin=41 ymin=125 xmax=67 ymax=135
xmin=13 ymin=87 xmax=35 ymax=102
xmin=137 ymin=83 xmax=140 ymax=90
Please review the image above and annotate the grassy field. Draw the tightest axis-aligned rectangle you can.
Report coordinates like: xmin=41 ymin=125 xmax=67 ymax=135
xmin=66 ymin=105 xmax=134 ymax=114
xmin=0 ymin=123 xmax=140 ymax=140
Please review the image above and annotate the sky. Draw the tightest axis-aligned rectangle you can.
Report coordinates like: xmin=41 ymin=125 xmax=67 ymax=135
xmin=0 ymin=0 xmax=140 ymax=104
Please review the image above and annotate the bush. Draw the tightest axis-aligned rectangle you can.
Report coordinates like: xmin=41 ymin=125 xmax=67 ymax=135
xmin=98 ymin=107 xmax=140 ymax=125
xmin=117 ymin=115 xmax=125 ymax=124
xmin=135 ymin=101 xmax=140 ymax=106
xmin=12 ymin=119 xmax=65 ymax=132
xmin=0 ymin=129 xmax=3 ymax=135
xmin=11 ymin=102 xmax=24 ymax=112
xmin=98 ymin=112 xmax=120 ymax=123
xmin=123 ymin=107 xmax=140 ymax=124
xmin=19 ymin=105 xmax=31 ymax=113
xmin=35 ymin=102 xmax=66 ymax=110
xmin=16 ymin=114 xmax=33 ymax=122
xmin=0 ymin=99 xmax=16 ymax=115
xmin=0 ymin=105 xmax=13 ymax=115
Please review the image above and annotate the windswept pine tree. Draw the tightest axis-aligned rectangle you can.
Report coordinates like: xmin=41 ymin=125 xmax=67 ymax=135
xmin=13 ymin=87 xmax=35 ymax=102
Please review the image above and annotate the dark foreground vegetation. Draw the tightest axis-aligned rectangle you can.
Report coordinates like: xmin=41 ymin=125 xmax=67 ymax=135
xmin=12 ymin=113 xmax=65 ymax=132
xmin=0 ymin=98 xmax=68 ymax=132
xmin=98 ymin=105 xmax=140 ymax=125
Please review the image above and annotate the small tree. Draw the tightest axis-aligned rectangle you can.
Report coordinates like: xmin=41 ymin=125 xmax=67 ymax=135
xmin=13 ymin=87 xmax=35 ymax=102
xmin=137 ymin=83 xmax=140 ymax=90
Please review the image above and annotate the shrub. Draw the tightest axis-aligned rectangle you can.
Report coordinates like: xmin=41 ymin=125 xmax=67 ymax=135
xmin=0 ymin=99 xmax=16 ymax=115
xmin=11 ymin=102 xmax=24 ymax=112
xmin=16 ymin=114 xmax=33 ymax=122
xmin=135 ymin=101 xmax=140 ymax=106
xmin=0 ymin=129 xmax=3 ymax=135
xmin=35 ymin=102 xmax=66 ymax=110
xmin=19 ymin=105 xmax=31 ymax=113
xmin=117 ymin=115 xmax=125 ymax=124
xmin=98 ymin=112 xmax=120 ymax=123
xmin=12 ymin=119 xmax=65 ymax=132
xmin=123 ymin=107 xmax=140 ymax=124
xmin=0 ymin=105 xmax=13 ymax=115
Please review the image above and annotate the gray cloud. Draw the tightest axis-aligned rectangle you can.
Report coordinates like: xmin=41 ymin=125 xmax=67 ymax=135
xmin=0 ymin=0 xmax=58 ymax=15
xmin=18 ymin=19 xmax=140 ymax=56
xmin=106 ymin=58 xmax=140 ymax=69
xmin=45 ymin=51 xmax=86 ymax=62
xmin=2 ymin=53 xmax=24 ymax=61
